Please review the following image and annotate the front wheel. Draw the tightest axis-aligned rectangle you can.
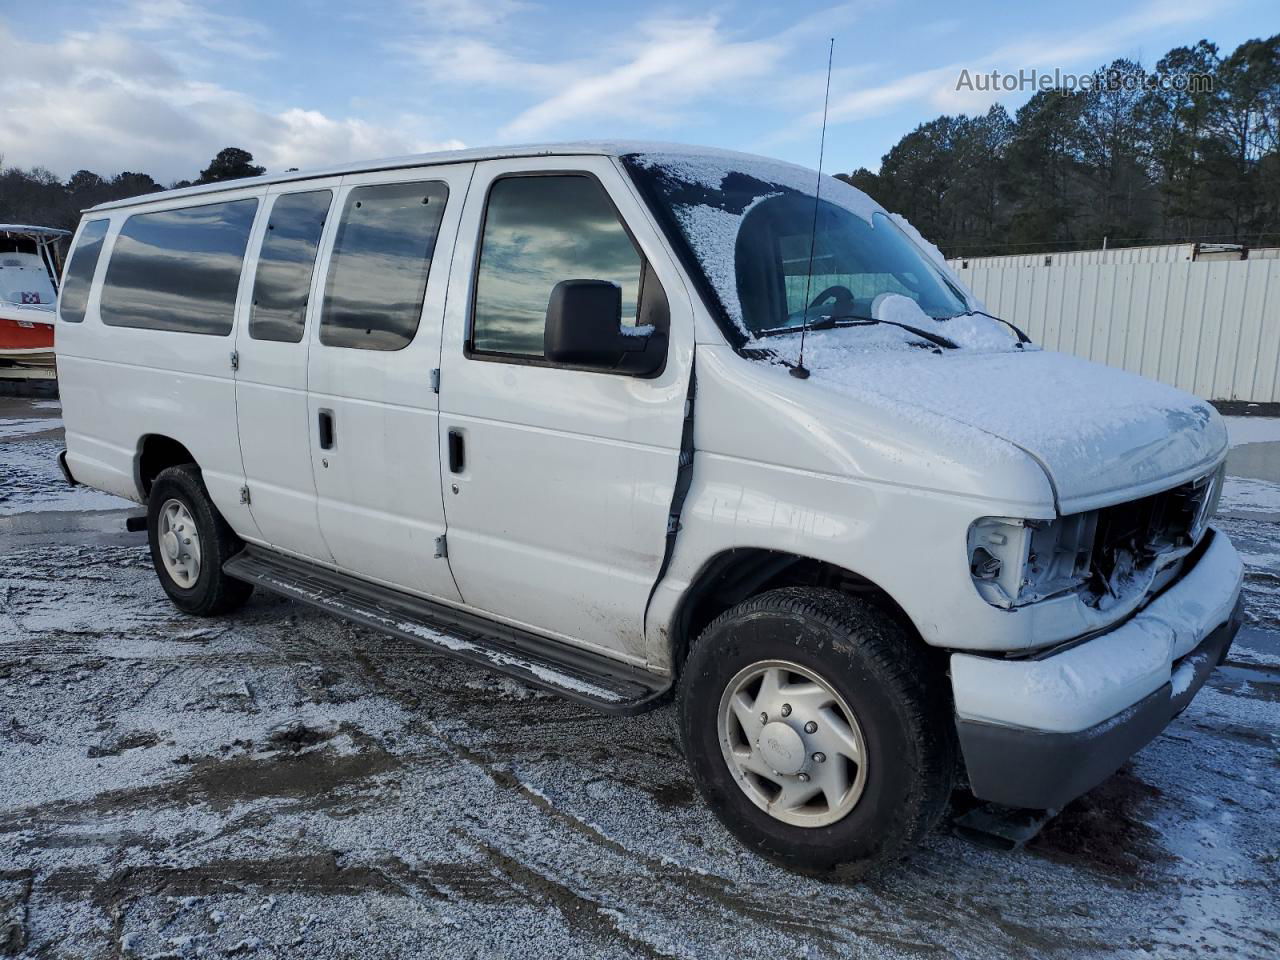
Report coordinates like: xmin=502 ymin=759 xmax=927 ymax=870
xmin=147 ymin=464 xmax=253 ymax=616
xmin=677 ymin=587 xmax=955 ymax=878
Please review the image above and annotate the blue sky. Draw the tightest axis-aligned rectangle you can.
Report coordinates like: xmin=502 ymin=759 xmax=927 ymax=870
xmin=1 ymin=0 xmax=1274 ymax=184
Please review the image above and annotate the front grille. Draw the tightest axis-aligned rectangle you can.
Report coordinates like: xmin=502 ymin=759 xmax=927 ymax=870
xmin=1087 ymin=473 xmax=1216 ymax=598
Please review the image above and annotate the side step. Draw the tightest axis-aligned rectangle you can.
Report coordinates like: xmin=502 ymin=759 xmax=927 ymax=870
xmin=224 ymin=546 xmax=670 ymax=715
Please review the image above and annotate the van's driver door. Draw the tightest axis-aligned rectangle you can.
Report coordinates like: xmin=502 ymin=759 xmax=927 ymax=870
xmin=305 ymin=163 xmax=473 ymax=603
xmin=437 ymin=156 xmax=694 ymax=664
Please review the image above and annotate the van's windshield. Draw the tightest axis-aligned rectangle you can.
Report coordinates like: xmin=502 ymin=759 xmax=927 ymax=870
xmin=622 ymin=151 xmax=971 ymax=343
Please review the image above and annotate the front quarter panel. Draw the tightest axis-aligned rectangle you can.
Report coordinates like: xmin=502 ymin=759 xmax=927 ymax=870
xmin=644 ymin=345 xmax=1058 ymax=667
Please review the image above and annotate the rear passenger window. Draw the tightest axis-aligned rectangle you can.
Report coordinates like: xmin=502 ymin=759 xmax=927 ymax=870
xmin=58 ymin=219 xmax=109 ymax=323
xmin=249 ymin=190 xmax=331 ymax=343
xmin=320 ymin=181 xmax=448 ymax=351
xmin=472 ymin=175 xmax=642 ymax=358
xmin=100 ymin=199 xmax=258 ymax=335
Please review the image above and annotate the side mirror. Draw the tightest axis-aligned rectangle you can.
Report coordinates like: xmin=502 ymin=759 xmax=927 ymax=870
xmin=544 ymin=279 xmax=663 ymax=374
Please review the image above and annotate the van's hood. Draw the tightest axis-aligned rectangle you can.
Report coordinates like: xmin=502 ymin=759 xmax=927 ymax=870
xmin=802 ymin=344 xmax=1227 ymax=512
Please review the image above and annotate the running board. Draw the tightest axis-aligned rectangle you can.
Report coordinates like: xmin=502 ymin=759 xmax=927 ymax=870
xmin=223 ymin=547 xmax=670 ymax=715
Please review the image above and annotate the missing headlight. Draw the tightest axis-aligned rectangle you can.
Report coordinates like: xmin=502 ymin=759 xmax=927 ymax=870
xmin=969 ymin=468 xmax=1222 ymax=610
xmin=968 ymin=513 xmax=1097 ymax=609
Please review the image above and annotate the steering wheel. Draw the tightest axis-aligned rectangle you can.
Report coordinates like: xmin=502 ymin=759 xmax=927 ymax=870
xmin=808 ymin=284 xmax=856 ymax=316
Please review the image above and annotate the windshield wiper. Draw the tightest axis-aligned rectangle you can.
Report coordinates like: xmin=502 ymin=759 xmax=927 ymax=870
xmin=944 ymin=308 xmax=1032 ymax=344
xmin=761 ymin=314 xmax=959 ymax=350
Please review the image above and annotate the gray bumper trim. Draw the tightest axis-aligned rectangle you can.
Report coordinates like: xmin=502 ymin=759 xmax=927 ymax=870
xmin=957 ymin=596 xmax=1243 ymax=810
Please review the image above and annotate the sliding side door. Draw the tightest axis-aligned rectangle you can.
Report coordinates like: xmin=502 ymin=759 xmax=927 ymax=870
xmin=234 ymin=181 xmax=339 ymax=562
xmin=304 ymin=163 xmax=473 ymax=602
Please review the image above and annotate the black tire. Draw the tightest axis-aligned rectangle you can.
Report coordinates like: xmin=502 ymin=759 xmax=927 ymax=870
xmin=147 ymin=464 xmax=253 ymax=616
xmin=677 ymin=586 xmax=955 ymax=878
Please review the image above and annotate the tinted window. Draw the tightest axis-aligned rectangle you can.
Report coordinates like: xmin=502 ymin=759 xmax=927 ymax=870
xmin=58 ymin=219 xmax=109 ymax=323
xmin=472 ymin=175 xmax=642 ymax=357
xmin=249 ymin=190 xmax=331 ymax=343
xmin=100 ymin=199 xmax=258 ymax=335
xmin=320 ymin=181 xmax=448 ymax=351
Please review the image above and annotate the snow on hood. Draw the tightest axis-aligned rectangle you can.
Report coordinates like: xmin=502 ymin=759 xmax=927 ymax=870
xmin=793 ymin=328 xmax=1226 ymax=510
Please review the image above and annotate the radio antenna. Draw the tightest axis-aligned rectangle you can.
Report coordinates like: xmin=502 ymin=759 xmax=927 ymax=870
xmin=791 ymin=37 xmax=835 ymax=380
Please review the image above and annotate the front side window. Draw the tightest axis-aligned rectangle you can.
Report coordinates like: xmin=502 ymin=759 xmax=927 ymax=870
xmin=472 ymin=175 xmax=643 ymax=358
xmin=249 ymin=190 xmax=332 ymax=343
xmin=320 ymin=181 xmax=448 ymax=351
xmin=100 ymin=199 xmax=258 ymax=335
xmin=58 ymin=219 xmax=110 ymax=323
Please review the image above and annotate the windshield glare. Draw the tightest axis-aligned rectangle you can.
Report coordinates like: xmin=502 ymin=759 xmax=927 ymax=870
xmin=624 ymin=155 xmax=968 ymax=340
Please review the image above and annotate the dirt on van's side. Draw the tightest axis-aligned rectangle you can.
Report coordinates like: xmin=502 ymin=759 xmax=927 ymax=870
xmin=2 ymin=400 xmax=1280 ymax=960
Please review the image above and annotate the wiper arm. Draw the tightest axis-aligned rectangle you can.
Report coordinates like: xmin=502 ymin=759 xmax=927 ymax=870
xmin=799 ymin=314 xmax=960 ymax=350
xmin=945 ymin=308 xmax=1032 ymax=344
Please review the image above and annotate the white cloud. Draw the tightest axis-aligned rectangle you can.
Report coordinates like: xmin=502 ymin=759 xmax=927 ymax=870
xmin=264 ymin=109 xmax=465 ymax=170
xmin=406 ymin=36 xmax=576 ymax=93
xmin=123 ymin=0 xmax=275 ymax=61
xmin=399 ymin=3 xmax=867 ymax=141
xmin=407 ymin=0 xmax=531 ymax=32
xmin=0 ymin=22 xmax=462 ymax=182
xmin=497 ymin=16 xmax=786 ymax=138
xmin=816 ymin=0 xmax=1215 ymax=126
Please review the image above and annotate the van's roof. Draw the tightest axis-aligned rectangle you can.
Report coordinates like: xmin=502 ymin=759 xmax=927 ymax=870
xmin=86 ymin=140 xmax=780 ymax=213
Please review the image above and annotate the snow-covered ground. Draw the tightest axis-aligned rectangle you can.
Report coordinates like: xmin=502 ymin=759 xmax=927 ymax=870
xmin=1 ymin=401 xmax=1278 ymax=958
xmin=1222 ymin=415 xmax=1280 ymax=519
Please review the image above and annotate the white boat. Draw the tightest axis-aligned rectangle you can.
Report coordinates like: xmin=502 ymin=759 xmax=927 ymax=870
xmin=0 ymin=224 xmax=70 ymax=375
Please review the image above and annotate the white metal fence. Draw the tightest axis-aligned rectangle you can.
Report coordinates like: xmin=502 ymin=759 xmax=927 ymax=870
xmin=956 ymin=259 xmax=1280 ymax=403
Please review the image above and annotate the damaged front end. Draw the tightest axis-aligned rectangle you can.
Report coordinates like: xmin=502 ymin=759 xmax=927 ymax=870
xmin=968 ymin=465 xmax=1225 ymax=614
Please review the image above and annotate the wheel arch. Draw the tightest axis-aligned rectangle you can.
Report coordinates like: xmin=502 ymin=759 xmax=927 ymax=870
xmin=135 ymin=434 xmax=198 ymax=499
xmin=669 ymin=548 xmax=937 ymax=677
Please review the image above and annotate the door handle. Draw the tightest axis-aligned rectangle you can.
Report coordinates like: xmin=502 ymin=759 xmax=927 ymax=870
xmin=318 ymin=409 xmax=335 ymax=450
xmin=447 ymin=429 xmax=465 ymax=473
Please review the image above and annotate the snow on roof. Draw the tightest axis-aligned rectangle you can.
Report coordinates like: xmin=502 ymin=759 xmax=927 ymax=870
xmin=85 ymin=140 xmax=787 ymax=213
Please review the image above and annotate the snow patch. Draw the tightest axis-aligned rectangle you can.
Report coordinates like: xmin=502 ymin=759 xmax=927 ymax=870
xmin=629 ymin=150 xmax=879 ymax=223
xmin=671 ymin=192 xmax=777 ymax=337
xmin=869 ymin=293 xmax=1020 ymax=352
xmin=1220 ymin=476 xmax=1280 ymax=514
xmin=0 ymin=438 xmax=131 ymax=515
xmin=790 ymin=338 xmax=1226 ymax=499
xmin=0 ymin=417 xmax=62 ymax=439
xmin=1170 ymin=655 xmax=1207 ymax=697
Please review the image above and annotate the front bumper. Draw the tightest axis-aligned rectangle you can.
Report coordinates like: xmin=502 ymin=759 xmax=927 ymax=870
xmin=950 ymin=528 xmax=1244 ymax=810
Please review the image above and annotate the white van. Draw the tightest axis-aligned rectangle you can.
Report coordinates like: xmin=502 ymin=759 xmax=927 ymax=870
xmin=55 ymin=142 xmax=1244 ymax=876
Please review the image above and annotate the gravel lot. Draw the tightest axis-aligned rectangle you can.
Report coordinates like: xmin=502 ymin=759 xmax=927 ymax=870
xmin=2 ymin=396 xmax=1279 ymax=959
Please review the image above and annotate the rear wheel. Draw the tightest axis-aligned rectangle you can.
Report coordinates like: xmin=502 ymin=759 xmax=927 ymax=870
xmin=147 ymin=464 xmax=253 ymax=616
xmin=677 ymin=587 xmax=955 ymax=878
